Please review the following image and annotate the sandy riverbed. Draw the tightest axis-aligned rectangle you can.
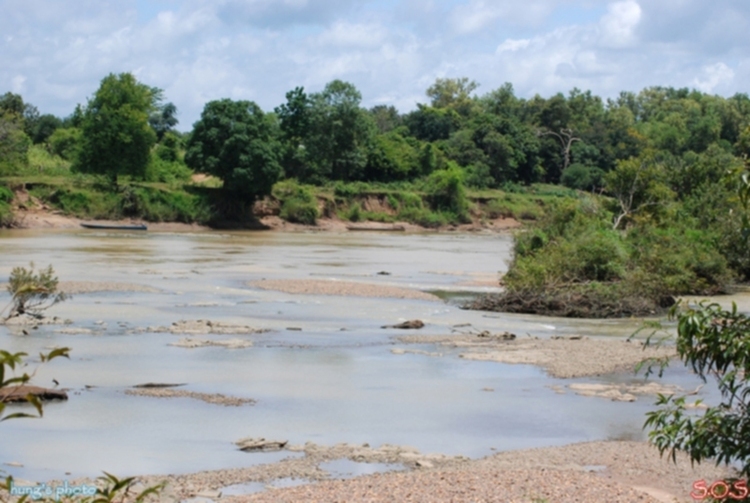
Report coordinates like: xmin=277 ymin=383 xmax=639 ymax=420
xmin=395 ymin=333 xmax=677 ymax=379
xmin=249 ymin=279 xmax=441 ymax=301
xmin=227 ymin=440 xmax=733 ymax=503
xmin=22 ymin=440 xmax=733 ymax=503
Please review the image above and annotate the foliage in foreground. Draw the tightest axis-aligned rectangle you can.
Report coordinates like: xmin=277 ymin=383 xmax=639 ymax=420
xmin=641 ymin=302 xmax=750 ymax=499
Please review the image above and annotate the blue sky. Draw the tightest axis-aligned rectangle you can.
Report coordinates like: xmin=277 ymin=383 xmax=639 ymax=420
xmin=2 ymin=0 xmax=749 ymax=130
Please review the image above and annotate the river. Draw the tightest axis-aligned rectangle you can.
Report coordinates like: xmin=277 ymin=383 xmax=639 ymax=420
xmin=0 ymin=229 xmax=710 ymax=482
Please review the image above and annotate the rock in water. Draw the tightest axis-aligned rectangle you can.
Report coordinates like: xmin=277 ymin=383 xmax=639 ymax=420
xmin=1 ymin=385 xmax=68 ymax=402
xmin=381 ymin=320 xmax=425 ymax=329
xmin=236 ymin=437 xmax=288 ymax=452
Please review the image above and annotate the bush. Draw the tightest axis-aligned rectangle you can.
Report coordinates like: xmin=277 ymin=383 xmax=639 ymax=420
xmin=423 ymin=164 xmax=470 ymax=222
xmin=2 ymin=263 xmax=68 ymax=320
xmin=561 ymin=163 xmax=605 ymax=191
xmin=0 ymin=185 xmax=12 ymax=204
xmin=481 ymin=197 xmax=731 ymax=318
xmin=346 ymin=202 xmax=363 ymax=222
xmin=275 ymin=180 xmax=319 ymax=225
xmin=47 ymin=127 xmax=81 ymax=162
xmin=145 ymin=154 xmax=192 ymax=184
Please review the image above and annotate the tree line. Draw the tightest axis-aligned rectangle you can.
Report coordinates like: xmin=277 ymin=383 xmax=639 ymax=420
xmin=3 ymin=72 xmax=749 ymax=203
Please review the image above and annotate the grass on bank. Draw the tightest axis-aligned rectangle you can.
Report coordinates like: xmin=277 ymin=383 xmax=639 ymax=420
xmin=1 ymin=146 xmax=578 ymax=228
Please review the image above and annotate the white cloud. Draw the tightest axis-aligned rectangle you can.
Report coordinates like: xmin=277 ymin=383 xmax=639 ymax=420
xmin=1 ymin=0 xmax=749 ymax=129
xmin=450 ymin=0 xmax=555 ymax=34
xmin=11 ymin=75 xmax=26 ymax=93
xmin=496 ymin=39 xmax=531 ymax=53
xmin=598 ymin=1 xmax=641 ymax=48
xmin=315 ymin=21 xmax=388 ymax=48
xmin=692 ymin=62 xmax=735 ymax=93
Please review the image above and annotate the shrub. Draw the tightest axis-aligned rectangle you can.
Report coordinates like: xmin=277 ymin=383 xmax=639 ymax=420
xmin=423 ymin=164 xmax=470 ymax=222
xmin=275 ymin=180 xmax=319 ymax=225
xmin=2 ymin=263 xmax=68 ymax=320
xmin=47 ymin=127 xmax=81 ymax=162
xmin=346 ymin=202 xmax=363 ymax=222
xmin=561 ymin=163 xmax=605 ymax=191
xmin=145 ymin=154 xmax=192 ymax=184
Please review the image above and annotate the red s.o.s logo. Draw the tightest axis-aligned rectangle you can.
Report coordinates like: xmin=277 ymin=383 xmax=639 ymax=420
xmin=692 ymin=479 xmax=748 ymax=500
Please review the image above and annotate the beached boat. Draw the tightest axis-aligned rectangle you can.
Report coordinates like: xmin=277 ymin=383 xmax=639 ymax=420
xmin=80 ymin=222 xmax=148 ymax=231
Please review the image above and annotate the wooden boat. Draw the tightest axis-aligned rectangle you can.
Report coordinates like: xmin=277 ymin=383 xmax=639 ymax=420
xmin=346 ymin=223 xmax=405 ymax=232
xmin=80 ymin=222 xmax=148 ymax=231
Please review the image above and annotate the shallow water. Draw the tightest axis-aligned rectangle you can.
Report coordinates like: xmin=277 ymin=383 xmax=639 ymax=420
xmin=0 ymin=229 xmax=714 ymax=481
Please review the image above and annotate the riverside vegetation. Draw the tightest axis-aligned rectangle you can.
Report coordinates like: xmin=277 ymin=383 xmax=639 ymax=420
xmin=3 ymin=76 xmax=750 ymax=315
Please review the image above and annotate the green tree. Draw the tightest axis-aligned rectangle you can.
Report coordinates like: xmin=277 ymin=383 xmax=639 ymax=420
xmin=74 ymin=73 xmax=158 ymax=186
xmin=306 ymin=80 xmax=375 ymax=182
xmin=426 ymin=77 xmax=479 ymax=117
xmin=605 ymin=153 xmax=674 ymax=229
xmin=0 ymin=114 xmax=30 ymax=175
xmin=275 ymin=86 xmax=311 ymax=180
xmin=185 ymin=99 xmax=282 ymax=217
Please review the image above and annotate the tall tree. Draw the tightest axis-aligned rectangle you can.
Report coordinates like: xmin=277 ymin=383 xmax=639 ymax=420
xmin=305 ymin=80 xmax=375 ymax=182
xmin=185 ymin=99 xmax=281 ymax=217
xmin=74 ymin=73 xmax=158 ymax=186
xmin=275 ymin=86 xmax=311 ymax=180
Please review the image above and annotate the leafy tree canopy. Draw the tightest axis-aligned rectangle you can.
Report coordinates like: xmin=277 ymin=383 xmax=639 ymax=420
xmin=73 ymin=73 xmax=158 ymax=186
xmin=185 ymin=98 xmax=282 ymax=211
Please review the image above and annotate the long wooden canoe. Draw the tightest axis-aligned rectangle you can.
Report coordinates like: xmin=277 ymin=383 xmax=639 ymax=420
xmin=80 ymin=222 xmax=148 ymax=231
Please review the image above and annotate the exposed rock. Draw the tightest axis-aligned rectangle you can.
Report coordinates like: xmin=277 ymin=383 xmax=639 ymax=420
xmin=567 ymin=382 xmax=682 ymax=402
xmin=126 ymin=388 xmax=255 ymax=406
xmin=2 ymin=316 xmax=73 ymax=327
xmin=0 ymin=385 xmax=68 ymax=402
xmin=381 ymin=320 xmax=425 ymax=329
xmin=236 ymin=438 xmax=289 ymax=452
xmin=478 ymin=331 xmax=516 ymax=340
xmin=169 ymin=337 xmax=254 ymax=349
xmin=195 ymin=489 xmax=222 ymax=499
xmin=55 ymin=328 xmax=95 ymax=335
xmin=141 ymin=319 xmax=269 ymax=335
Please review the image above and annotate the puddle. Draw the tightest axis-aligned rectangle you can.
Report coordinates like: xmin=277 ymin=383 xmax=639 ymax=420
xmin=221 ymin=477 xmax=311 ymax=496
xmin=320 ymin=459 xmax=405 ymax=479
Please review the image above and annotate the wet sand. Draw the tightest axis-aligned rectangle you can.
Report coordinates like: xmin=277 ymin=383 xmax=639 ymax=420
xmin=250 ymin=279 xmax=441 ymax=301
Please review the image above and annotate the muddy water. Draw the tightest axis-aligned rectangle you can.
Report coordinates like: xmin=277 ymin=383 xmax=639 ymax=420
xmin=0 ymin=229 xmax=715 ymax=482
